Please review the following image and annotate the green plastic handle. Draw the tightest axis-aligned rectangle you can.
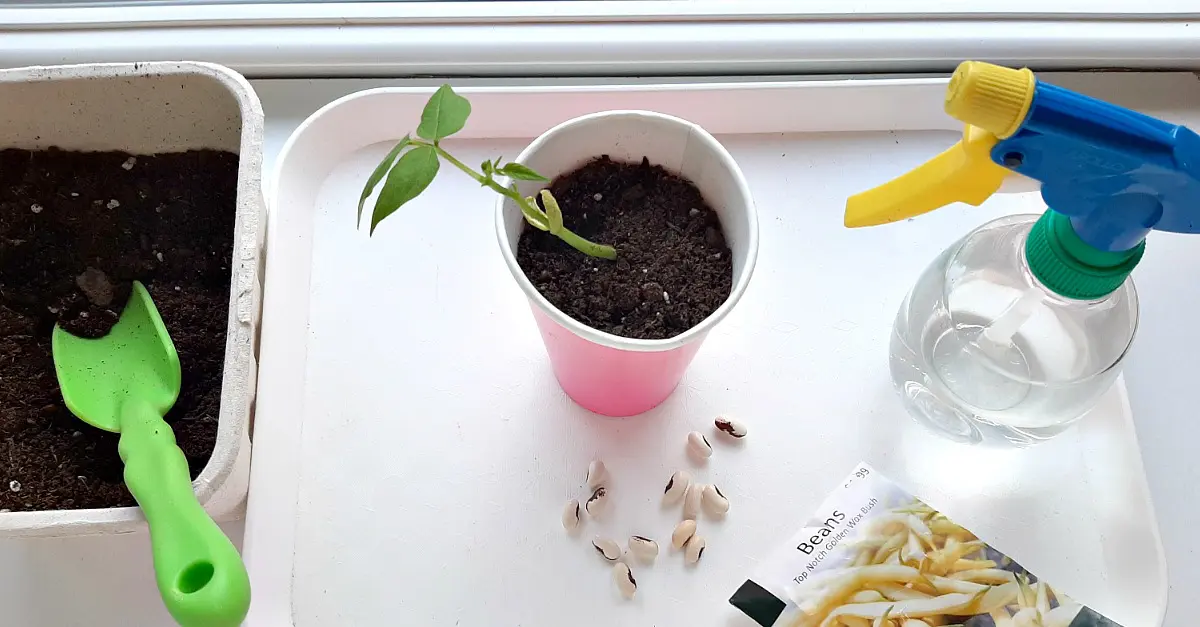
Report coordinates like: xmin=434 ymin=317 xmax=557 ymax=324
xmin=117 ymin=398 xmax=251 ymax=627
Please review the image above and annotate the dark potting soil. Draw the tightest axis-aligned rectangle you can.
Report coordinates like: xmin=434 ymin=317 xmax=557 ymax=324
xmin=516 ymin=156 xmax=734 ymax=340
xmin=0 ymin=148 xmax=237 ymax=512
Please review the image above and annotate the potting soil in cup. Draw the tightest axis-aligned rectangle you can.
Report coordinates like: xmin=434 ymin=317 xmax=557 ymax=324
xmin=516 ymin=156 xmax=733 ymax=340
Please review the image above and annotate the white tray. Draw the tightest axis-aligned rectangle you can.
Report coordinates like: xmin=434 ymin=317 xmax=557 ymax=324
xmin=247 ymin=79 xmax=1172 ymax=626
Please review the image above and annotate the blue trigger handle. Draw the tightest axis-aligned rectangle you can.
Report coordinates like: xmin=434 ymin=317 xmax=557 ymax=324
xmin=989 ymin=80 xmax=1200 ymax=252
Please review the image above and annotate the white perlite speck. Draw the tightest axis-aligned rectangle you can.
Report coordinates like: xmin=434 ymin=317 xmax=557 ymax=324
xmin=8 ymin=480 xmax=20 ymax=492
xmin=106 ymin=199 xmax=120 ymax=209
xmin=156 ymin=252 xmax=164 ymax=262
xmin=30 ymin=203 xmax=43 ymax=214
xmin=121 ymin=156 xmax=137 ymax=170
xmin=593 ymin=193 xmax=603 ymax=201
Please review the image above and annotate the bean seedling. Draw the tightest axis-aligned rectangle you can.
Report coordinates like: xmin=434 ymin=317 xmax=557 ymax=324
xmin=357 ymin=84 xmax=617 ymax=260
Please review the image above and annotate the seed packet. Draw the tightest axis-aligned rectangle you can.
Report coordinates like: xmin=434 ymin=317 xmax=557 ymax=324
xmin=729 ymin=462 xmax=1122 ymax=627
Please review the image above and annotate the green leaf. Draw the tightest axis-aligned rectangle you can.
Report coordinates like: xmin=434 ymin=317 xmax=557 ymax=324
xmin=540 ymin=190 xmax=564 ymax=235
xmin=370 ymin=145 xmax=440 ymax=235
xmin=416 ymin=84 xmax=471 ymax=142
xmin=497 ymin=162 xmax=549 ymax=182
xmin=358 ymin=136 xmax=410 ymax=224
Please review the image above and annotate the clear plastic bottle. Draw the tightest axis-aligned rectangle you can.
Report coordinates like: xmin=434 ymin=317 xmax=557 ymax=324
xmin=889 ymin=214 xmax=1138 ymax=447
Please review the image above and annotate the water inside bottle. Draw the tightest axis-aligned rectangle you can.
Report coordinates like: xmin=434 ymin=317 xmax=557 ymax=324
xmin=890 ymin=289 xmax=1105 ymax=447
xmin=887 ymin=215 xmax=1134 ymax=447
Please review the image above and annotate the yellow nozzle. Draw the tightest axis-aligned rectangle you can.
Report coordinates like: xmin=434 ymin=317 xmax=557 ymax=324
xmin=844 ymin=125 xmax=1010 ymax=227
xmin=843 ymin=61 xmax=1038 ymax=228
xmin=945 ymin=61 xmax=1035 ymax=139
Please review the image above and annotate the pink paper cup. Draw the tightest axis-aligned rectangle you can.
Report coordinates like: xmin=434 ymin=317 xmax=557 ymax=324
xmin=495 ymin=111 xmax=758 ymax=417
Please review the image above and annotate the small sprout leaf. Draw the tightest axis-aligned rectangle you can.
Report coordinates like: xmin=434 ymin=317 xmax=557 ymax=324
xmin=497 ymin=162 xmax=549 ymax=182
xmin=358 ymin=136 xmax=410 ymax=224
xmin=541 ymin=190 xmax=564 ymax=235
xmin=522 ymin=196 xmax=549 ymax=231
xmin=370 ymin=145 xmax=439 ymax=235
xmin=417 ymin=84 xmax=471 ymax=141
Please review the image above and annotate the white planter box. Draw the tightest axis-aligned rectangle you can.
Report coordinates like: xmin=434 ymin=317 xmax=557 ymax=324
xmin=0 ymin=62 xmax=264 ymax=537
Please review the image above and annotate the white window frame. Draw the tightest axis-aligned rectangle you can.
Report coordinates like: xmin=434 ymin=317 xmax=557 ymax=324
xmin=0 ymin=1 xmax=1197 ymax=77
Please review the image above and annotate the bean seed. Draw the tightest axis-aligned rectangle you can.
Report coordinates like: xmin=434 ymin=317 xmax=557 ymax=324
xmin=628 ymin=535 xmax=659 ymax=563
xmin=612 ymin=562 xmax=637 ymax=598
xmin=714 ymin=415 xmax=748 ymax=439
xmin=562 ymin=498 xmax=582 ymax=531
xmin=585 ymin=486 xmax=609 ymax=517
xmin=687 ymin=431 xmax=713 ymax=459
xmin=671 ymin=519 xmax=697 ymax=549
xmin=684 ymin=535 xmax=707 ymax=565
xmin=682 ymin=484 xmax=703 ymax=520
xmin=662 ymin=470 xmax=691 ymax=505
xmin=593 ymin=536 xmax=622 ymax=561
xmin=586 ymin=460 xmax=608 ymax=491
xmin=702 ymin=484 xmax=730 ymax=515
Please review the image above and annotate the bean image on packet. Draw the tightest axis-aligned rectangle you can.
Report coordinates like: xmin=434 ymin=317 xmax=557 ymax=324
xmin=729 ymin=462 xmax=1123 ymax=627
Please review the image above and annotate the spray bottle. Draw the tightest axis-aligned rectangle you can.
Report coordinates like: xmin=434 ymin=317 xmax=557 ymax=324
xmin=845 ymin=61 xmax=1200 ymax=447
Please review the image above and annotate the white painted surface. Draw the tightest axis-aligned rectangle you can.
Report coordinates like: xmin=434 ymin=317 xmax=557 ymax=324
xmin=1 ymin=12 xmax=1199 ymax=76
xmin=0 ymin=521 xmax=245 ymax=627
xmin=2 ymin=0 xmax=1196 ymax=26
xmin=246 ymin=78 xmax=1188 ymax=626
xmin=3 ymin=73 xmax=1197 ymax=627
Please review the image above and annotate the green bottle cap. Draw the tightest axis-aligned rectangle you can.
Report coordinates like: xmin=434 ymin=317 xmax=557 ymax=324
xmin=1025 ymin=211 xmax=1144 ymax=300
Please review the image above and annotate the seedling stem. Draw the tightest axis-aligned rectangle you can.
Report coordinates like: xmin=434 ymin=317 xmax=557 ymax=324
xmin=357 ymin=85 xmax=616 ymax=260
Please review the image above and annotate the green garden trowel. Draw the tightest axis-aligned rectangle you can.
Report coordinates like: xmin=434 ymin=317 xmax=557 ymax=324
xmin=51 ymin=281 xmax=250 ymax=627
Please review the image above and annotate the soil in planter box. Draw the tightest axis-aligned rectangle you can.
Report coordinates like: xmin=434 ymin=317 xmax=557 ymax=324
xmin=0 ymin=148 xmax=237 ymax=512
xmin=517 ymin=156 xmax=734 ymax=340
